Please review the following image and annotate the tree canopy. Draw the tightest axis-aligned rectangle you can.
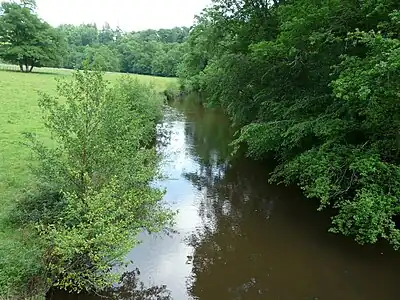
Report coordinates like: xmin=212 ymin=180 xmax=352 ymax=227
xmin=0 ymin=1 xmax=189 ymax=76
xmin=56 ymin=24 xmax=189 ymax=76
xmin=179 ymin=0 xmax=400 ymax=248
xmin=0 ymin=1 xmax=63 ymax=72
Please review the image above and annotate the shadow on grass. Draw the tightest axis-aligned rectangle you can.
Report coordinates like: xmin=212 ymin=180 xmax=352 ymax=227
xmin=0 ymin=69 xmax=68 ymax=76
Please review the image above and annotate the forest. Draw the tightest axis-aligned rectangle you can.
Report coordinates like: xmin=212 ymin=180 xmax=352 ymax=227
xmin=56 ymin=24 xmax=189 ymax=76
xmin=178 ymin=0 xmax=400 ymax=248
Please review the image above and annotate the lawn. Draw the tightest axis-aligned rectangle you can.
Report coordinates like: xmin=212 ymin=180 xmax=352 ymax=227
xmin=0 ymin=67 xmax=177 ymax=296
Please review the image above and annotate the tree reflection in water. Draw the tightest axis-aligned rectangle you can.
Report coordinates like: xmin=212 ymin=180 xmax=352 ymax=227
xmin=172 ymin=97 xmax=278 ymax=299
xmin=46 ymin=269 xmax=172 ymax=300
xmin=174 ymin=97 xmax=400 ymax=300
xmin=114 ymin=269 xmax=172 ymax=300
xmin=184 ymin=159 xmax=277 ymax=300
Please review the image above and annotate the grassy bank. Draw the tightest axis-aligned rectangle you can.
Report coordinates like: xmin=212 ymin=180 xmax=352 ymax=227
xmin=0 ymin=68 xmax=177 ymax=297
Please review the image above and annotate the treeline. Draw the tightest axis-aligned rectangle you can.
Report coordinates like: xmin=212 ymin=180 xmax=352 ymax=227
xmin=57 ymin=24 xmax=189 ymax=76
xmin=0 ymin=1 xmax=189 ymax=76
xmin=179 ymin=0 xmax=400 ymax=248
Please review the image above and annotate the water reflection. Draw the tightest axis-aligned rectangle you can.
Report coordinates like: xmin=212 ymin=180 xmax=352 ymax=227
xmin=50 ymin=96 xmax=400 ymax=300
xmin=171 ymin=97 xmax=400 ymax=300
xmin=114 ymin=269 xmax=171 ymax=300
xmin=47 ymin=269 xmax=171 ymax=300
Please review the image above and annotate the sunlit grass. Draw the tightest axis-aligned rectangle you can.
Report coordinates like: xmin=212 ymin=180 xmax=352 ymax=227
xmin=0 ymin=63 xmax=178 ymax=91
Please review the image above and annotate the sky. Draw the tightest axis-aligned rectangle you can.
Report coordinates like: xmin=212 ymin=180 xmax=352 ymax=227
xmin=35 ymin=0 xmax=211 ymax=31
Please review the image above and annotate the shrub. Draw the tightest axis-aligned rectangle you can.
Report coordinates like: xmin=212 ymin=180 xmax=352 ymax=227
xmin=15 ymin=69 xmax=174 ymax=294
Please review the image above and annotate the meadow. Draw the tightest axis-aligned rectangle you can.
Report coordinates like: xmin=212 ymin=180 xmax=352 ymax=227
xmin=0 ymin=66 xmax=177 ymax=296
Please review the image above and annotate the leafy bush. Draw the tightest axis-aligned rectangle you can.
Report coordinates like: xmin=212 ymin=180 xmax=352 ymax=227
xmin=5 ymin=69 xmax=174 ymax=296
xmin=41 ymin=179 xmax=170 ymax=292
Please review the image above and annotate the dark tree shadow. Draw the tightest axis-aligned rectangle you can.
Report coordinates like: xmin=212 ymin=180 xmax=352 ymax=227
xmin=0 ymin=66 xmax=69 ymax=76
xmin=169 ymin=97 xmax=400 ymax=300
xmin=46 ymin=269 xmax=172 ymax=300
xmin=114 ymin=269 xmax=172 ymax=300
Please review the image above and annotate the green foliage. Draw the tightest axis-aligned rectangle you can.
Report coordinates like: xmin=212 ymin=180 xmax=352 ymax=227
xmin=0 ymin=1 xmax=188 ymax=75
xmin=16 ymin=69 xmax=174 ymax=294
xmin=0 ymin=226 xmax=46 ymax=298
xmin=26 ymin=70 xmax=162 ymax=193
xmin=180 ymin=0 xmax=400 ymax=247
xmin=83 ymin=45 xmax=121 ymax=72
xmin=0 ymin=1 xmax=64 ymax=72
xmin=56 ymin=24 xmax=189 ymax=76
xmin=0 ymin=68 xmax=176 ymax=298
xmin=41 ymin=179 xmax=170 ymax=292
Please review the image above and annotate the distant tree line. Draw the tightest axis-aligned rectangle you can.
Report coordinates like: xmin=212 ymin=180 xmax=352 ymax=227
xmin=0 ymin=0 xmax=189 ymax=76
xmin=56 ymin=24 xmax=189 ymax=77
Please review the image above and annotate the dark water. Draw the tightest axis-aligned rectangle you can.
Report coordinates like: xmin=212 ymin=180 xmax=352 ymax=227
xmin=53 ymin=97 xmax=400 ymax=300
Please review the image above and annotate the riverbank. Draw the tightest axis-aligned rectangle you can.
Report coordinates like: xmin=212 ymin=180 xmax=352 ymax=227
xmin=0 ymin=69 xmax=177 ymax=298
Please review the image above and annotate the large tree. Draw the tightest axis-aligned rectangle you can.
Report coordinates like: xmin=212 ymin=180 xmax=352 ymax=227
xmin=0 ymin=1 xmax=63 ymax=72
xmin=180 ymin=0 xmax=400 ymax=248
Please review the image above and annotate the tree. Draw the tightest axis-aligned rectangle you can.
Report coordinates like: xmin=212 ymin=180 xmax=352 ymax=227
xmin=56 ymin=23 xmax=189 ymax=76
xmin=180 ymin=0 xmax=400 ymax=248
xmin=23 ymin=69 xmax=174 ymax=292
xmin=99 ymin=22 xmax=115 ymax=44
xmin=84 ymin=45 xmax=121 ymax=71
xmin=0 ymin=1 xmax=63 ymax=72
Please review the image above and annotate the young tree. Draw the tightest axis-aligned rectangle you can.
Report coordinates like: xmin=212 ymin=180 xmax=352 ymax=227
xmin=24 ymin=69 xmax=174 ymax=292
xmin=0 ymin=1 xmax=63 ymax=72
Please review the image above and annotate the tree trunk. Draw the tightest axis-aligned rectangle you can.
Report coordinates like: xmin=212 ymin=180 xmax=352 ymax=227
xmin=24 ymin=57 xmax=29 ymax=72
xmin=29 ymin=64 xmax=34 ymax=72
xmin=19 ymin=64 xmax=24 ymax=72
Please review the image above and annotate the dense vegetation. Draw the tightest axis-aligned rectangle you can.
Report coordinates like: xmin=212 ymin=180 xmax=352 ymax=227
xmin=0 ymin=2 xmax=177 ymax=298
xmin=56 ymin=24 xmax=189 ymax=76
xmin=0 ymin=0 xmax=178 ymax=298
xmin=179 ymin=0 xmax=400 ymax=248
xmin=0 ymin=0 xmax=189 ymax=77
xmin=0 ymin=1 xmax=189 ymax=76
xmin=0 ymin=68 xmax=174 ymax=298
xmin=0 ymin=67 xmax=176 ymax=298
xmin=1 ymin=0 xmax=400 ymax=297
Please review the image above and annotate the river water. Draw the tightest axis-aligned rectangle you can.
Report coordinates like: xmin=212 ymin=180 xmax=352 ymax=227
xmin=54 ymin=97 xmax=400 ymax=300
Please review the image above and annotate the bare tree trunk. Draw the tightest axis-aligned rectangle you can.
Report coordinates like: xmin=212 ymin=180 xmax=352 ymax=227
xmin=29 ymin=64 xmax=34 ymax=72
xmin=19 ymin=64 xmax=24 ymax=72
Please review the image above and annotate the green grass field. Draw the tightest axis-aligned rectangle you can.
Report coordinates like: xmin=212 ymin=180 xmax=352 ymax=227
xmin=0 ymin=67 xmax=177 ymax=295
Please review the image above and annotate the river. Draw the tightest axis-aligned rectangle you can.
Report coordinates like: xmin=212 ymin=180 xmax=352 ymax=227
xmin=53 ymin=96 xmax=400 ymax=300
